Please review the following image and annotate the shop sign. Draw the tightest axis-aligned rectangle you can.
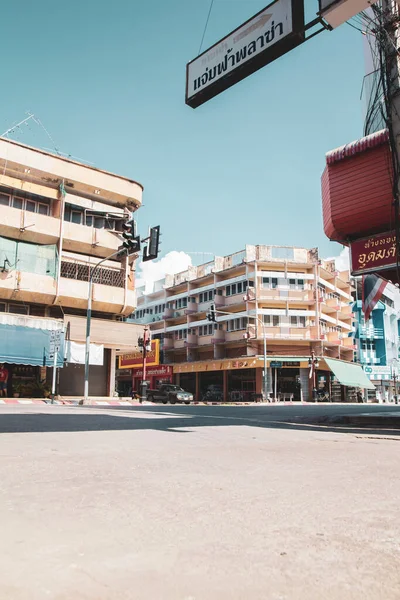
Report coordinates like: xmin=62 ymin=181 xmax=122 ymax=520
xmin=270 ymin=361 xmax=283 ymax=368
xmin=350 ymin=231 xmax=397 ymax=275
xmin=186 ymin=0 xmax=305 ymax=108
xmin=174 ymin=358 xmax=258 ymax=373
xmin=118 ymin=339 xmax=160 ymax=369
xmin=363 ymin=365 xmax=397 ymax=379
xmin=132 ymin=365 xmax=173 ymax=378
xmin=283 ymin=361 xmax=300 ymax=367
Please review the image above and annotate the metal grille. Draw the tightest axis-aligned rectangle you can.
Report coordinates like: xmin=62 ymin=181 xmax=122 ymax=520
xmin=61 ymin=261 xmax=124 ymax=288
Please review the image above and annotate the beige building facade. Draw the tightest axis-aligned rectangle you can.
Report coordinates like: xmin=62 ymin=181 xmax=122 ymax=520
xmin=0 ymin=137 xmax=143 ymax=398
xmin=131 ymin=245 xmax=357 ymax=402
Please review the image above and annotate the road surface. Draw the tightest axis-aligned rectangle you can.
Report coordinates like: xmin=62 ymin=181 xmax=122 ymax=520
xmin=0 ymin=403 xmax=399 ymax=600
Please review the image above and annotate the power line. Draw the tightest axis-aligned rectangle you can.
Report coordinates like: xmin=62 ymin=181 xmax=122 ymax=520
xmin=198 ymin=0 xmax=214 ymax=55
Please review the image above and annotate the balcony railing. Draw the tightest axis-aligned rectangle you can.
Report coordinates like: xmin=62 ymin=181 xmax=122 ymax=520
xmin=60 ymin=261 xmax=124 ymax=288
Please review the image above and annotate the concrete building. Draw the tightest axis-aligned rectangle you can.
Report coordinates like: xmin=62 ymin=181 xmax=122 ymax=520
xmin=129 ymin=245 xmax=362 ymax=402
xmin=353 ymin=280 xmax=400 ymax=402
xmin=0 ymin=137 xmax=143 ymax=398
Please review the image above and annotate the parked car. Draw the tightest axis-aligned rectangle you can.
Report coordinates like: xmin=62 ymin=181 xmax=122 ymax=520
xmin=147 ymin=384 xmax=193 ymax=405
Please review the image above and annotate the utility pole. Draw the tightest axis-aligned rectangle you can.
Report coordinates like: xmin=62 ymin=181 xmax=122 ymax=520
xmin=138 ymin=327 xmax=151 ymax=403
xmin=308 ymin=350 xmax=320 ymax=402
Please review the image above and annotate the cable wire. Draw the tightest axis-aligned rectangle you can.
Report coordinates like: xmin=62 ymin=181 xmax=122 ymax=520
xmin=198 ymin=0 xmax=215 ymax=55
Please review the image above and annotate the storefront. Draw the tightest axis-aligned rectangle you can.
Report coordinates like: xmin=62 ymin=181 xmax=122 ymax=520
xmin=362 ymin=365 xmax=398 ymax=402
xmin=173 ymin=356 xmax=374 ymax=403
xmin=132 ymin=365 xmax=173 ymax=394
xmin=0 ymin=314 xmax=64 ymax=398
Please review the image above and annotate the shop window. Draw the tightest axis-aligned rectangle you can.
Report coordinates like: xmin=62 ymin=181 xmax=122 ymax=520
xmin=0 ymin=303 xmax=6 ymax=312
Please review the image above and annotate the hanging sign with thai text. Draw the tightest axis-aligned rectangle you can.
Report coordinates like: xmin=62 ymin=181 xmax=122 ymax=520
xmin=350 ymin=231 xmax=397 ymax=275
xmin=185 ymin=0 xmax=305 ymax=108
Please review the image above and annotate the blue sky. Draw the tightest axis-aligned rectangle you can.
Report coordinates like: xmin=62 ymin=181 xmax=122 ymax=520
xmin=0 ymin=0 xmax=365 ymax=262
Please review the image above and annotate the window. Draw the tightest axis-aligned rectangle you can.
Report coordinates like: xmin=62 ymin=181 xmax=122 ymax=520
xmin=0 ymin=193 xmax=10 ymax=206
xmin=86 ymin=215 xmax=93 ymax=227
xmin=71 ymin=210 xmax=82 ymax=224
xmin=298 ymin=279 xmax=304 ymax=290
xmin=0 ymin=303 xmax=6 ymax=312
xmin=12 ymin=197 xmax=23 ymax=210
xmin=208 ymin=290 xmax=213 ymax=301
xmin=94 ymin=216 xmax=104 ymax=229
xmin=231 ymin=284 xmax=237 ymax=295
xmin=299 ymin=316 xmax=306 ymax=327
xmin=208 ymin=324 xmax=213 ymax=335
xmin=289 ymin=279 xmax=296 ymax=290
xmin=26 ymin=200 xmax=36 ymax=213
xmin=273 ymin=315 xmax=279 ymax=327
xmin=237 ymin=282 xmax=242 ymax=294
xmin=37 ymin=203 xmax=49 ymax=216
xmin=8 ymin=304 xmax=29 ymax=315
xmin=290 ymin=316 xmax=297 ymax=326
xmin=290 ymin=315 xmax=306 ymax=327
xmin=226 ymin=286 xmax=231 ymax=297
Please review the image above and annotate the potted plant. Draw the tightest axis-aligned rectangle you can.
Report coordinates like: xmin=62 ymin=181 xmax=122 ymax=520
xmin=12 ymin=381 xmax=23 ymax=398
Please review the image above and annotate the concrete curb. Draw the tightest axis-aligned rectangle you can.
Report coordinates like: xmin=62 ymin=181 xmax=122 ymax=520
xmin=308 ymin=414 xmax=400 ymax=428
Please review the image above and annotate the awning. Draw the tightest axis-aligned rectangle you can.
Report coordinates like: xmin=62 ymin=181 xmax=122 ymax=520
xmin=325 ymin=358 xmax=375 ymax=389
xmin=0 ymin=315 xmax=64 ymax=367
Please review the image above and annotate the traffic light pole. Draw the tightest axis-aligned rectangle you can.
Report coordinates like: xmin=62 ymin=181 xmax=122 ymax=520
xmin=82 ymin=249 xmax=126 ymax=404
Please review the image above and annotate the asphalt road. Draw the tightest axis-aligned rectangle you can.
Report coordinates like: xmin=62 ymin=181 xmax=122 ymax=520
xmin=0 ymin=403 xmax=399 ymax=600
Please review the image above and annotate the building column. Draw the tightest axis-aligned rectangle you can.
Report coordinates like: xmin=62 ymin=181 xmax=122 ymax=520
xmin=108 ymin=348 xmax=116 ymax=397
xmin=175 ymin=373 xmax=180 ymax=386
xmin=300 ymin=368 xmax=310 ymax=402
xmin=223 ymin=370 xmax=228 ymax=403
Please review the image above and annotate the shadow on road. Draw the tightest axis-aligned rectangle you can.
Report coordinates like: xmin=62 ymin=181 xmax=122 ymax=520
xmin=0 ymin=405 xmax=399 ymax=437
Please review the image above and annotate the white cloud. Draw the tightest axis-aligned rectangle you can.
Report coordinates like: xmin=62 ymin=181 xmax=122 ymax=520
xmin=334 ymin=247 xmax=350 ymax=272
xmin=136 ymin=251 xmax=192 ymax=294
xmin=325 ymin=246 xmax=350 ymax=272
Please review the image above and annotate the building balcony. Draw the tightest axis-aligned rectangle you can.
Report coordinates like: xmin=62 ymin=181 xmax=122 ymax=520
xmin=185 ymin=333 xmax=198 ymax=348
xmin=174 ymin=339 xmax=186 ymax=349
xmin=185 ymin=302 xmax=198 ymax=314
xmin=163 ymin=337 xmax=174 ymax=350
xmin=342 ymin=337 xmax=357 ymax=349
xmin=225 ymin=330 xmax=248 ymax=343
xmin=224 ymin=294 xmax=246 ymax=307
xmin=58 ymin=278 xmax=135 ymax=315
xmin=255 ymin=326 xmax=313 ymax=340
xmin=163 ymin=307 xmax=186 ymax=320
xmin=62 ymin=221 xmax=121 ymax=259
xmin=197 ymin=334 xmax=213 ymax=346
xmin=0 ymin=204 xmax=60 ymax=245
xmin=0 ymin=270 xmax=57 ymax=305
xmin=198 ymin=299 xmax=214 ymax=313
xmin=211 ymin=330 xmax=226 ymax=344
xmin=258 ymin=288 xmax=313 ymax=303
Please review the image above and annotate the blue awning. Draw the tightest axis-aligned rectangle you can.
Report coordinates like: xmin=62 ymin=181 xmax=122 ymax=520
xmin=0 ymin=317 xmax=64 ymax=367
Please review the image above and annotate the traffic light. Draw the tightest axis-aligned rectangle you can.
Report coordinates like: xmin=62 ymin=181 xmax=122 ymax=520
xmin=138 ymin=336 xmax=144 ymax=349
xmin=122 ymin=219 xmax=141 ymax=254
xmin=142 ymin=226 xmax=160 ymax=262
xmin=207 ymin=304 xmax=216 ymax=322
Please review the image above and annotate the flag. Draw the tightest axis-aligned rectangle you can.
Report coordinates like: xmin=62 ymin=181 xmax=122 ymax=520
xmin=362 ymin=274 xmax=387 ymax=321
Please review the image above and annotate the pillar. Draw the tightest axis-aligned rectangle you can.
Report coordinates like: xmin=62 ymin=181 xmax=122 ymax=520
xmin=108 ymin=348 xmax=116 ymax=397
xmin=175 ymin=373 xmax=180 ymax=386
xmin=223 ymin=370 xmax=228 ymax=403
xmin=195 ymin=372 xmax=200 ymax=402
xmin=300 ymin=368 xmax=310 ymax=402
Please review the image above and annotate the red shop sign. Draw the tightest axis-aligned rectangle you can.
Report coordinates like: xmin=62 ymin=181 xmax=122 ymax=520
xmin=350 ymin=231 xmax=397 ymax=275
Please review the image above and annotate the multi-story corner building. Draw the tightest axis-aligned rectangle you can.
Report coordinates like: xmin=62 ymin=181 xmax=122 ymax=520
xmin=353 ymin=281 xmax=400 ymax=402
xmin=130 ymin=245 xmax=362 ymax=402
xmin=0 ymin=137 xmax=143 ymax=398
